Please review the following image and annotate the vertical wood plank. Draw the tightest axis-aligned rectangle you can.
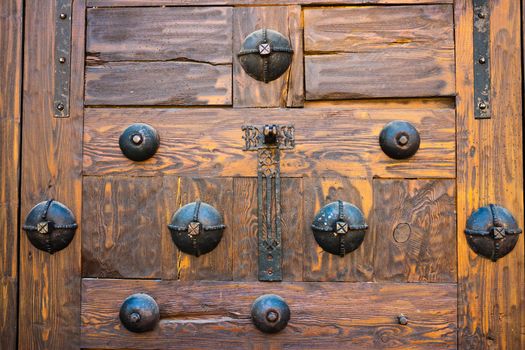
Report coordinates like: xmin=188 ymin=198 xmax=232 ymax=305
xmin=0 ymin=0 xmax=22 ymax=348
xmin=372 ymin=180 xmax=456 ymax=283
xmin=456 ymin=0 xmax=524 ymax=348
xmin=162 ymin=177 xmax=233 ymax=281
xmin=303 ymin=178 xmax=374 ymax=282
xmin=233 ymin=6 xmax=304 ymax=108
xmin=18 ymin=0 xmax=85 ymax=348
xmin=82 ymin=176 xmax=162 ymax=278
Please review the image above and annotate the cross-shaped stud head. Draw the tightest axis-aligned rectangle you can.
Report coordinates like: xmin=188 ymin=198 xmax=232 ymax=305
xmin=258 ymin=43 xmax=271 ymax=56
xmin=188 ymin=221 xmax=201 ymax=237
xmin=335 ymin=221 xmax=349 ymax=236
xmin=37 ymin=221 xmax=50 ymax=234
xmin=492 ymin=226 xmax=506 ymax=240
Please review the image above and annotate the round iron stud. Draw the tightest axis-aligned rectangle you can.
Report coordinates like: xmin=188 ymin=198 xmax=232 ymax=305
xmin=311 ymin=200 xmax=368 ymax=257
xmin=251 ymin=294 xmax=290 ymax=334
xmin=119 ymin=123 xmax=160 ymax=162
xmin=119 ymin=293 xmax=160 ymax=333
xmin=168 ymin=201 xmax=225 ymax=257
xmin=379 ymin=120 xmax=421 ymax=160
xmin=238 ymin=29 xmax=293 ymax=83
xmin=22 ymin=199 xmax=78 ymax=254
xmin=465 ymin=204 xmax=522 ymax=261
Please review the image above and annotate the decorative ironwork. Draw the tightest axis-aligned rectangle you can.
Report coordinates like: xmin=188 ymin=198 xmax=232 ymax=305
xmin=465 ymin=204 xmax=522 ymax=261
xmin=473 ymin=0 xmax=491 ymax=119
xmin=379 ymin=120 xmax=421 ymax=159
xmin=251 ymin=294 xmax=291 ymax=333
xmin=119 ymin=293 xmax=160 ymax=333
xmin=242 ymin=124 xmax=295 ymax=281
xmin=119 ymin=123 xmax=160 ymax=162
xmin=54 ymin=0 xmax=73 ymax=117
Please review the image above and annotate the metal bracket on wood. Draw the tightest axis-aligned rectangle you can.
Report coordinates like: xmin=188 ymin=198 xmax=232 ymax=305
xmin=242 ymin=124 xmax=295 ymax=281
xmin=473 ymin=0 xmax=491 ymax=119
xmin=54 ymin=0 xmax=73 ymax=117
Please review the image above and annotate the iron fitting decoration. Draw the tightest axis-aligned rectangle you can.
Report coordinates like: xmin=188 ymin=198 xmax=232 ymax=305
xmin=379 ymin=120 xmax=421 ymax=159
xmin=119 ymin=293 xmax=160 ymax=333
xmin=119 ymin=123 xmax=160 ymax=162
xmin=251 ymin=294 xmax=291 ymax=334
xmin=168 ymin=201 xmax=225 ymax=257
xmin=238 ymin=28 xmax=294 ymax=83
xmin=22 ymin=199 xmax=78 ymax=254
xmin=464 ymin=204 xmax=522 ymax=261
xmin=311 ymin=200 xmax=368 ymax=257
xmin=242 ymin=124 xmax=295 ymax=281
xmin=473 ymin=0 xmax=491 ymax=119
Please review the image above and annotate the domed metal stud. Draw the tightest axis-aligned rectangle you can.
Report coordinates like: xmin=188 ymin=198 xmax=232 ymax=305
xmin=238 ymin=28 xmax=294 ymax=83
xmin=311 ymin=200 xmax=368 ymax=257
xmin=465 ymin=204 xmax=522 ymax=261
xmin=119 ymin=293 xmax=160 ymax=333
xmin=251 ymin=294 xmax=290 ymax=334
xmin=119 ymin=123 xmax=160 ymax=161
xmin=379 ymin=120 xmax=421 ymax=159
xmin=22 ymin=199 xmax=78 ymax=254
xmin=168 ymin=201 xmax=225 ymax=257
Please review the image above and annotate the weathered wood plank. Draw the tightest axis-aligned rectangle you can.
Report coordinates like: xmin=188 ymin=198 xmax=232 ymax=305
xmin=18 ymin=0 xmax=85 ymax=348
xmin=85 ymin=62 xmax=232 ymax=106
xmin=87 ymin=0 xmax=453 ymax=6
xmin=372 ymin=180 xmax=456 ymax=283
xmin=303 ymin=178 xmax=374 ymax=282
xmin=81 ymin=279 xmax=457 ymax=349
xmin=233 ymin=6 xmax=303 ymax=107
xmin=84 ymin=7 xmax=233 ymax=106
xmin=86 ymin=7 xmax=232 ymax=65
xmin=82 ymin=176 xmax=163 ymax=279
xmin=455 ymin=0 xmax=524 ymax=348
xmin=304 ymin=5 xmax=455 ymax=100
xmin=83 ymin=107 xmax=455 ymax=178
xmin=0 ymin=0 xmax=22 ymax=347
xmin=161 ymin=177 xmax=233 ymax=281
xmin=232 ymin=178 xmax=303 ymax=281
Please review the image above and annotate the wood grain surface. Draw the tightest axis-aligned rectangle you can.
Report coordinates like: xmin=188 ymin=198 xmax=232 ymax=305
xmin=85 ymin=7 xmax=232 ymax=106
xmin=304 ymin=5 xmax=455 ymax=100
xmin=0 ymin=0 xmax=22 ymax=348
xmin=233 ymin=6 xmax=303 ymax=107
xmin=83 ymin=107 xmax=455 ymax=178
xmin=81 ymin=279 xmax=457 ymax=349
xmin=18 ymin=1 xmax=86 ymax=348
xmin=82 ymin=176 xmax=163 ymax=278
xmin=455 ymin=0 xmax=524 ymax=348
xmin=87 ymin=0 xmax=453 ymax=6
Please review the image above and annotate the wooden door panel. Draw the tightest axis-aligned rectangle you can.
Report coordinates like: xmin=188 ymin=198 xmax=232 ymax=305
xmin=85 ymin=7 xmax=233 ymax=106
xmin=81 ymin=280 xmax=457 ymax=349
xmin=83 ymin=107 xmax=455 ymax=178
xmin=304 ymin=5 xmax=455 ymax=100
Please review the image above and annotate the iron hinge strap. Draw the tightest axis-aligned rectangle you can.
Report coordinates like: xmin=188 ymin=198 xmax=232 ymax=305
xmin=473 ymin=0 xmax=491 ymax=119
xmin=54 ymin=0 xmax=73 ymax=117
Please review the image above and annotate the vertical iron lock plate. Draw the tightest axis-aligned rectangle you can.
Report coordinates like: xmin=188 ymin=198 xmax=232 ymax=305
xmin=473 ymin=0 xmax=491 ymax=119
xmin=54 ymin=0 xmax=73 ymax=117
xmin=242 ymin=124 xmax=295 ymax=281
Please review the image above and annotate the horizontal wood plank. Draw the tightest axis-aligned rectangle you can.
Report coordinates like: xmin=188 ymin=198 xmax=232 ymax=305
xmin=85 ymin=62 xmax=232 ymax=106
xmin=81 ymin=279 xmax=457 ymax=349
xmin=87 ymin=0 xmax=453 ymax=6
xmin=85 ymin=7 xmax=232 ymax=106
xmin=83 ymin=107 xmax=455 ymax=178
xmin=304 ymin=5 xmax=455 ymax=100
xmin=86 ymin=7 xmax=232 ymax=64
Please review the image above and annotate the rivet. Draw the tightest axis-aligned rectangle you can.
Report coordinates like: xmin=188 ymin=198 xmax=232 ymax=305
xmin=479 ymin=56 xmax=486 ymax=64
xmin=56 ymin=103 xmax=64 ymax=111
xmin=398 ymin=314 xmax=408 ymax=325
xmin=129 ymin=312 xmax=141 ymax=323
xmin=266 ymin=311 xmax=278 ymax=323
xmin=60 ymin=13 xmax=67 ymax=20
xmin=479 ymin=102 xmax=488 ymax=110
xmin=397 ymin=135 xmax=409 ymax=146
xmin=131 ymin=134 xmax=143 ymax=145
xmin=59 ymin=57 xmax=66 ymax=64
xmin=478 ymin=12 xmax=486 ymax=19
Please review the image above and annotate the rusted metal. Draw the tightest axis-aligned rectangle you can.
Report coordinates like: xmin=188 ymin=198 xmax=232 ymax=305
xmin=242 ymin=124 xmax=294 ymax=281
xmin=311 ymin=200 xmax=368 ymax=257
xmin=54 ymin=0 xmax=73 ymax=117
xmin=473 ymin=0 xmax=491 ymax=119
xmin=22 ymin=199 xmax=78 ymax=254
xmin=168 ymin=201 xmax=226 ymax=257
xmin=465 ymin=204 xmax=522 ymax=261
xmin=238 ymin=29 xmax=293 ymax=83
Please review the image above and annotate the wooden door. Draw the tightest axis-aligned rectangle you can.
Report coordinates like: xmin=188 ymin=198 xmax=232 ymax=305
xmin=13 ymin=0 xmax=523 ymax=349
